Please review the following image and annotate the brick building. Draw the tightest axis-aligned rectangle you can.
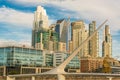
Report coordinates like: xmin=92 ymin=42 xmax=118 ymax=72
xmin=80 ymin=57 xmax=103 ymax=72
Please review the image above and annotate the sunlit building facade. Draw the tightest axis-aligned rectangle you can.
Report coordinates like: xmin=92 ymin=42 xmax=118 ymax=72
xmin=102 ymin=25 xmax=112 ymax=57
xmin=33 ymin=6 xmax=49 ymax=31
xmin=58 ymin=42 xmax=66 ymax=52
xmin=32 ymin=6 xmax=49 ymax=48
xmin=0 ymin=46 xmax=80 ymax=75
xmin=55 ymin=18 xmax=70 ymax=51
xmin=53 ymin=52 xmax=80 ymax=72
xmin=32 ymin=6 xmax=59 ymax=51
xmin=0 ymin=46 xmax=43 ymax=67
xmin=81 ymin=57 xmax=103 ymax=73
xmin=71 ymin=21 xmax=88 ymax=57
xmin=89 ymin=21 xmax=99 ymax=57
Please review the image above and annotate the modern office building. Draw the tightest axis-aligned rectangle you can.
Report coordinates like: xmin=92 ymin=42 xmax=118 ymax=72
xmin=32 ymin=6 xmax=49 ymax=48
xmin=68 ymin=40 xmax=73 ymax=53
xmin=33 ymin=29 xmax=59 ymax=51
xmin=33 ymin=6 xmax=49 ymax=30
xmin=43 ymin=51 xmax=53 ymax=67
xmin=32 ymin=6 xmax=59 ymax=51
xmin=102 ymin=25 xmax=112 ymax=57
xmin=55 ymin=18 xmax=70 ymax=51
xmin=71 ymin=20 xmax=88 ymax=57
xmin=53 ymin=52 xmax=80 ymax=72
xmin=88 ymin=21 xmax=99 ymax=57
xmin=0 ymin=46 xmax=43 ymax=67
xmin=0 ymin=46 xmax=45 ymax=75
xmin=34 ymin=30 xmax=49 ymax=50
xmin=0 ymin=45 xmax=81 ymax=75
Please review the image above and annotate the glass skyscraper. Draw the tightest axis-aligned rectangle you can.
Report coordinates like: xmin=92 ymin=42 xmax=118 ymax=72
xmin=55 ymin=18 xmax=70 ymax=50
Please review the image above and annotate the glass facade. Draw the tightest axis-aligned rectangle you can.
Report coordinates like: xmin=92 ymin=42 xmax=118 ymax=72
xmin=0 ymin=48 xmax=8 ymax=66
xmin=54 ymin=52 xmax=80 ymax=69
xmin=33 ymin=30 xmax=59 ymax=51
xmin=0 ymin=46 xmax=80 ymax=69
xmin=55 ymin=24 xmax=60 ymax=41
xmin=65 ymin=54 xmax=80 ymax=69
xmin=45 ymin=53 xmax=53 ymax=67
xmin=0 ymin=46 xmax=43 ymax=67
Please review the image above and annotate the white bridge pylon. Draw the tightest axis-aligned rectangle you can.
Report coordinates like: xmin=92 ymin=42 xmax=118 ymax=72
xmin=44 ymin=20 xmax=108 ymax=74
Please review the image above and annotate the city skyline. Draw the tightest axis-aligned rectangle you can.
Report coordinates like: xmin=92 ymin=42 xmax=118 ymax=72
xmin=0 ymin=0 xmax=120 ymax=59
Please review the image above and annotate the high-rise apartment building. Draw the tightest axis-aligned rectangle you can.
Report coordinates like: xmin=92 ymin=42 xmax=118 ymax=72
xmin=32 ymin=6 xmax=59 ymax=51
xmin=102 ymin=25 xmax=112 ymax=57
xmin=68 ymin=40 xmax=73 ymax=53
xmin=71 ymin=21 xmax=88 ymax=57
xmin=88 ymin=21 xmax=99 ymax=57
xmin=32 ymin=6 xmax=49 ymax=48
xmin=34 ymin=30 xmax=59 ymax=51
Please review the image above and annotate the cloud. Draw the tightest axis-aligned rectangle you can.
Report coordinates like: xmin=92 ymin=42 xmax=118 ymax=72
xmin=0 ymin=5 xmax=56 ymax=47
xmin=1 ymin=0 xmax=120 ymax=59
xmin=0 ymin=31 xmax=31 ymax=47
xmin=7 ymin=0 xmax=120 ymax=33
xmin=0 ymin=6 xmax=34 ymax=28
xmin=0 ymin=39 xmax=31 ymax=47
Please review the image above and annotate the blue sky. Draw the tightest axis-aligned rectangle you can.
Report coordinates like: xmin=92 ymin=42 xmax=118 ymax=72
xmin=0 ymin=0 xmax=120 ymax=59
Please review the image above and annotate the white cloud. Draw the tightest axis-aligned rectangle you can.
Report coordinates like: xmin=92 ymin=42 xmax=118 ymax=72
xmin=8 ymin=0 xmax=120 ymax=33
xmin=0 ymin=39 xmax=31 ymax=47
xmin=1 ymin=0 xmax=120 ymax=58
xmin=0 ymin=5 xmax=55 ymax=47
xmin=0 ymin=6 xmax=34 ymax=28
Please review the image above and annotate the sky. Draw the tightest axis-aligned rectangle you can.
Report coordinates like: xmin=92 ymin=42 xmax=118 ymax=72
xmin=0 ymin=0 xmax=120 ymax=59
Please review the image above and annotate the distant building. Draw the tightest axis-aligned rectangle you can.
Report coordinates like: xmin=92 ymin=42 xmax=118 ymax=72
xmin=43 ymin=51 xmax=53 ymax=67
xmin=102 ymin=25 xmax=112 ymax=57
xmin=53 ymin=52 xmax=80 ymax=72
xmin=49 ymin=24 xmax=56 ymax=31
xmin=53 ymin=52 xmax=66 ymax=67
xmin=0 ymin=46 xmax=81 ymax=75
xmin=71 ymin=21 xmax=88 ymax=57
xmin=33 ymin=6 xmax=49 ymax=30
xmin=80 ymin=57 xmax=103 ymax=73
xmin=33 ymin=28 xmax=59 ymax=51
xmin=55 ymin=18 xmax=70 ymax=51
xmin=68 ymin=40 xmax=73 ymax=53
xmin=32 ymin=6 xmax=59 ymax=51
xmin=0 ymin=46 xmax=44 ymax=67
xmin=32 ymin=6 xmax=49 ymax=48
xmin=88 ymin=21 xmax=99 ymax=57
xmin=58 ymin=42 xmax=66 ymax=52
